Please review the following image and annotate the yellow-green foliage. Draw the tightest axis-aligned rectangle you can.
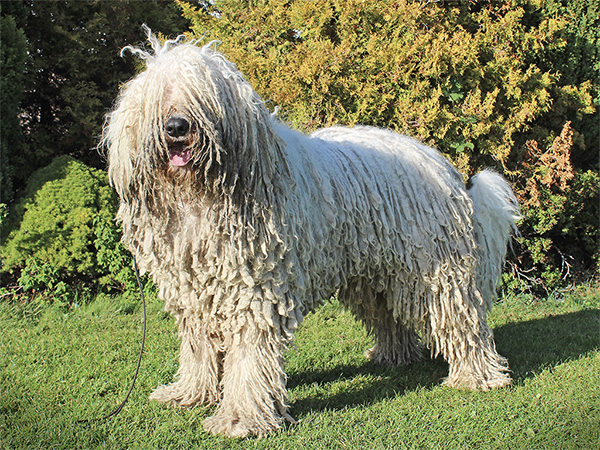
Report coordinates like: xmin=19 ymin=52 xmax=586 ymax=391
xmin=179 ymin=0 xmax=597 ymax=293
xmin=180 ymin=0 xmax=593 ymax=173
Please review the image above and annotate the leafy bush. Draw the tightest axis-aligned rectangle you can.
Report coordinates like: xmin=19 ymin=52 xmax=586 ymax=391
xmin=0 ymin=156 xmax=135 ymax=299
xmin=180 ymin=0 xmax=598 ymax=294
xmin=509 ymin=122 xmax=599 ymax=292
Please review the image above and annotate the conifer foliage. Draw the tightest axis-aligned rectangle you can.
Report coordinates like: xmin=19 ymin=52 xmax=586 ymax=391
xmin=1 ymin=1 xmax=597 ymax=297
xmin=180 ymin=0 xmax=597 ymax=293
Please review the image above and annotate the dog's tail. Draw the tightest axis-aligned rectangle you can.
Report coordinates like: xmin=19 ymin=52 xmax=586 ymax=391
xmin=468 ymin=170 xmax=521 ymax=311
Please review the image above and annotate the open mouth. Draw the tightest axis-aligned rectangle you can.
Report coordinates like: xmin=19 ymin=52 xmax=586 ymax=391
xmin=168 ymin=142 xmax=192 ymax=167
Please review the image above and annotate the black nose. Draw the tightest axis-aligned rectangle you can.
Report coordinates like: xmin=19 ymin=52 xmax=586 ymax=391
xmin=165 ymin=117 xmax=190 ymax=138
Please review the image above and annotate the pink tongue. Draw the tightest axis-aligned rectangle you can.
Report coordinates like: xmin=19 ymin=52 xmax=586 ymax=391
xmin=169 ymin=149 xmax=192 ymax=167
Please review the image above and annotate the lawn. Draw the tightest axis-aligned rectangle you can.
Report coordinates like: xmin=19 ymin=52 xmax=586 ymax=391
xmin=1 ymin=284 xmax=598 ymax=449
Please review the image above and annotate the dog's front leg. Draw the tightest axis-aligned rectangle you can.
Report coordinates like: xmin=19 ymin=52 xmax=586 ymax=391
xmin=150 ymin=314 xmax=222 ymax=407
xmin=203 ymin=330 xmax=291 ymax=438
xmin=203 ymin=313 xmax=293 ymax=438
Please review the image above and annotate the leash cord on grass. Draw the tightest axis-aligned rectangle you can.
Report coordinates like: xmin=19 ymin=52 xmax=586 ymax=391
xmin=76 ymin=258 xmax=146 ymax=427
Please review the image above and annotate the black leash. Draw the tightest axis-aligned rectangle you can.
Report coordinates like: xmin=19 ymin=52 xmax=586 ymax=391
xmin=76 ymin=258 xmax=146 ymax=427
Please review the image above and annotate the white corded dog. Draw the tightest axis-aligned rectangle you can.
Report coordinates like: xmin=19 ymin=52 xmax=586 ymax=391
xmin=104 ymin=28 xmax=520 ymax=437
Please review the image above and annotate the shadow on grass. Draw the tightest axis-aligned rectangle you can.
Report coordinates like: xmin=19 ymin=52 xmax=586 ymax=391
xmin=288 ymin=358 xmax=447 ymax=415
xmin=494 ymin=308 xmax=600 ymax=381
xmin=288 ymin=308 xmax=600 ymax=416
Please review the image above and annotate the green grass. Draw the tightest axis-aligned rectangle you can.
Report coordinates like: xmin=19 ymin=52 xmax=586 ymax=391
xmin=1 ymin=285 xmax=598 ymax=449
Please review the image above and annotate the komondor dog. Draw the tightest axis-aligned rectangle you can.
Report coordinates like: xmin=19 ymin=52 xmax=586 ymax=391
xmin=104 ymin=28 xmax=520 ymax=438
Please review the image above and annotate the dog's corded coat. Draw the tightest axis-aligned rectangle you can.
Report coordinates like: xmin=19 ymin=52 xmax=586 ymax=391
xmin=104 ymin=29 xmax=520 ymax=438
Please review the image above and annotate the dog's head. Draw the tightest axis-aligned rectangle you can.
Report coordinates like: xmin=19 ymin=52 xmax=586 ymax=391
xmin=103 ymin=26 xmax=287 ymax=205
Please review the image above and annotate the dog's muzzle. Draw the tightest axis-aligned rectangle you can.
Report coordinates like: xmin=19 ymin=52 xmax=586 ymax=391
xmin=165 ymin=117 xmax=192 ymax=167
xmin=166 ymin=117 xmax=190 ymax=138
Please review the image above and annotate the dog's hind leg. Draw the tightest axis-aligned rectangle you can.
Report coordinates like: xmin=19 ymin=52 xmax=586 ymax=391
xmin=426 ymin=281 xmax=511 ymax=390
xmin=342 ymin=288 xmax=423 ymax=366
xmin=440 ymin=318 xmax=511 ymax=390
xmin=365 ymin=315 xmax=423 ymax=366
xmin=150 ymin=314 xmax=222 ymax=407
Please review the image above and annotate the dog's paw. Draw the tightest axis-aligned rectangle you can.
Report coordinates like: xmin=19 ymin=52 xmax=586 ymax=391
xmin=442 ymin=370 xmax=512 ymax=391
xmin=150 ymin=382 xmax=219 ymax=407
xmin=203 ymin=410 xmax=284 ymax=438
xmin=365 ymin=344 xmax=423 ymax=367
xmin=149 ymin=384 xmax=180 ymax=405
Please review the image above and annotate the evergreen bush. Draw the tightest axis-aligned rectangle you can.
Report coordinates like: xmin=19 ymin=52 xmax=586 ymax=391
xmin=0 ymin=156 xmax=135 ymax=299
xmin=180 ymin=0 xmax=598 ymax=294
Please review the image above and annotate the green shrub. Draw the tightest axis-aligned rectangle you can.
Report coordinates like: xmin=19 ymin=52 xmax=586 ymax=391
xmin=0 ymin=155 xmax=134 ymax=299
xmin=512 ymin=122 xmax=599 ymax=292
